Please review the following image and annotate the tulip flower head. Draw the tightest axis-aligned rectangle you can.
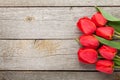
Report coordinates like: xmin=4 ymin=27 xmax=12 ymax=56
xmin=77 ymin=17 xmax=96 ymax=35
xmin=80 ymin=35 xmax=99 ymax=49
xmin=91 ymin=12 xmax=107 ymax=27
xmin=99 ymin=45 xmax=117 ymax=60
xmin=78 ymin=48 xmax=98 ymax=64
xmin=96 ymin=60 xmax=114 ymax=74
xmin=96 ymin=26 xmax=114 ymax=40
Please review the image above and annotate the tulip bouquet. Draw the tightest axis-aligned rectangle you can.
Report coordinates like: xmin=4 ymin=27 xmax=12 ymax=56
xmin=76 ymin=7 xmax=120 ymax=74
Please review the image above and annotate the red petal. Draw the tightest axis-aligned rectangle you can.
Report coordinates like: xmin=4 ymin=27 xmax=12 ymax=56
xmin=96 ymin=27 xmax=114 ymax=40
xmin=77 ymin=17 xmax=96 ymax=35
xmin=80 ymin=35 xmax=99 ymax=49
xmin=99 ymin=45 xmax=117 ymax=60
xmin=91 ymin=12 xmax=107 ymax=27
xmin=79 ymin=49 xmax=98 ymax=63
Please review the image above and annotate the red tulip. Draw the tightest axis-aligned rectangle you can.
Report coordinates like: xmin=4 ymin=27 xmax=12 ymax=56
xmin=78 ymin=48 xmax=98 ymax=64
xmin=96 ymin=60 xmax=114 ymax=74
xmin=96 ymin=26 xmax=114 ymax=40
xmin=99 ymin=45 xmax=117 ymax=60
xmin=77 ymin=17 xmax=96 ymax=34
xmin=91 ymin=12 xmax=107 ymax=27
xmin=80 ymin=35 xmax=99 ymax=49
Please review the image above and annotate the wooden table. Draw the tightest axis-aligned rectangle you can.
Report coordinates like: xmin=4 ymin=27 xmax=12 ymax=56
xmin=0 ymin=0 xmax=120 ymax=80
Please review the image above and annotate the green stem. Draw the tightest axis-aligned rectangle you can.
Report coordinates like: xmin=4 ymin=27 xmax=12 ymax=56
xmin=114 ymin=58 xmax=120 ymax=61
xmin=114 ymin=58 xmax=117 ymax=60
xmin=75 ymin=38 xmax=80 ymax=44
xmin=114 ymin=34 xmax=120 ymax=39
xmin=114 ymin=55 xmax=120 ymax=61
xmin=115 ymin=55 xmax=120 ymax=59
xmin=114 ymin=66 xmax=120 ymax=68
xmin=115 ymin=31 xmax=120 ymax=36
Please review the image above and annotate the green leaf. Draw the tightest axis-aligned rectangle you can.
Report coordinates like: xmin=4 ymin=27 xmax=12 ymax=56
xmin=95 ymin=7 xmax=120 ymax=21
xmin=108 ymin=21 xmax=120 ymax=32
xmin=95 ymin=35 xmax=120 ymax=49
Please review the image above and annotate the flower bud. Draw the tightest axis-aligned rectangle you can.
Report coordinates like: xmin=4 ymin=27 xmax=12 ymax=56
xmin=96 ymin=26 xmax=114 ymax=40
xmin=96 ymin=60 xmax=114 ymax=74
xmin=99 ymin=45 xmax=117 ymax=60
xmin=77 ymin=17 xmax=96 ymax=34
xmin=78 ymin=48 xmax=98 ymax=64
xmin=80 ymin=35 xmax=99 ymax=49
xmin=91 ymin=12 xmax=107 ymax=27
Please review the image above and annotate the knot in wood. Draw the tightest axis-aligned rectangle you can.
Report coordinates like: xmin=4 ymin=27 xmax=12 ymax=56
xmin=25 ymin=16 xmax=35 ymax=22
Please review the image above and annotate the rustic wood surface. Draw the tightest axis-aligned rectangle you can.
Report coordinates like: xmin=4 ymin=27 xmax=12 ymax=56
xmin=0 ymin=0 xmax=120 ymax=79
xmin=0 ymin=71 xmax=118 ymax=80
xmin=0 ymin=40 xmax=97 ymax=70
xmin=0 ymin=7 xmax=120 ymax=39
xmin=0 ymin=0 xmax=119 ymax=6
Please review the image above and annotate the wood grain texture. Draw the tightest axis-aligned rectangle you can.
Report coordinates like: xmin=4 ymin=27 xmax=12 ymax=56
xmin=0 ymin=71 xmax=118 ymax=80
xmin=0 ymin=0 xmax=119 ymax=6
xmin=0 ymin=7 xmax=120 ymax=39
xmin=0 ymin=40 xmax=99 ymax=70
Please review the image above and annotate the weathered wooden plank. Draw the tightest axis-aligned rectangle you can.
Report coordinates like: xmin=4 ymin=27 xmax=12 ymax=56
xmin=0 ymin=0 xmax=119 ymax=6
xmin=0 ymin=7 xmax=120 ymax=39
xmin=0 ymin=40 xmax=98 ymax=70
xmin=0 ymin=71 xmax=118 ymax=80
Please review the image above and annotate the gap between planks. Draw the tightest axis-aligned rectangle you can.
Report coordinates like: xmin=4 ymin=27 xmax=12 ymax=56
xmin=0 ymin=0 xmax=120 ymax=7
xmin=0 ymin=70 xmax=119 ymax=72
xmin=0 ymin=38 xmax=76 ymax=40
xmin=0 ymin=6 xmax=120 ymax=8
